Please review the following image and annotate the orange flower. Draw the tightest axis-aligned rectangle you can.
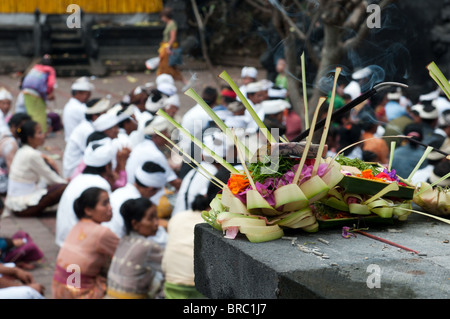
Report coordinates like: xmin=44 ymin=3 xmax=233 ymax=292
xmin=357 ymin=169 xmax=384 ymax=182
xmin=228 ymin=174 xmax=250 ymax=195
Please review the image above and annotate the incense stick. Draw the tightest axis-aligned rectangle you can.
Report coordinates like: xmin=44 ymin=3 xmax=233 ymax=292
xmin=353 ymin=229 xmax=419 ymax=254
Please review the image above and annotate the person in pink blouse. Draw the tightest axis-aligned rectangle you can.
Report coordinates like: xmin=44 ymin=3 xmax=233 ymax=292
xmin=52 ymin=187 xmax=119 ymax=299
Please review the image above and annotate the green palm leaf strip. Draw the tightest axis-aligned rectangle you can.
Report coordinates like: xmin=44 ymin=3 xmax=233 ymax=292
xmin=427 ymin=62 xmax=450 ymax=100
xmin=184 ymin=87 xmax=252 ymax=160
xmin=301 ymin=52 xmax=309 ymax=130
xmin=312 ymin=67 xmax=341 ymax=176
xmin=406 ymin=146 xmax=433 ymax=183
xmin=156 ymin=109 xmax=239 ymax=174
xmin=219 ymin=70 xmax=277 ymax=144
xmin=154 ymin=129 xmax=226 ymax=188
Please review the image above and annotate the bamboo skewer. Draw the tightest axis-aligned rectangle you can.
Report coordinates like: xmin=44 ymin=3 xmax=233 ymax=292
xmin=292 ymin=82 xmax=408 ymax=142
xmin=301 ymin=52 xmax=309 ymax=130
xmin=353 ymin=229 xmax=419 ymax=254
xmin=312 ymin=67 xmax=341 ymax=176
xmin=292 ymin=97 xmax=326 ymax=185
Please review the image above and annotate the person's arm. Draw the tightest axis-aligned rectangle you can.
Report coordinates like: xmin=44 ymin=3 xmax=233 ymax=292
xmin=112 ymin=147 xmax=130 ymax=189
xmin=30 ymin=150 xmax=66 ymax=185
xmin=0 ymin=264 xmax=45 ymax=295
xmin=2 ymin=139 xmax=18 ymax=171
xmin=45 ymin=65 xmax=57 ymax=96
xmin=169 ymin=178 xmax=182 ymax=190
xmin=0 ymin=264 xmax=33 ymax=284
xmin=166 ymin=21 xmax=177 ymax=53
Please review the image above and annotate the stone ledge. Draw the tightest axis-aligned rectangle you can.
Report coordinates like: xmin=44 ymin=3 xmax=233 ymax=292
xmin=194 ymin=213 xmax=450 ymax=299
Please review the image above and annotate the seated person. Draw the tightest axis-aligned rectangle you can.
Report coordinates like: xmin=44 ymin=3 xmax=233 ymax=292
xmin=106 ymin=198 xmax=163 ymax=299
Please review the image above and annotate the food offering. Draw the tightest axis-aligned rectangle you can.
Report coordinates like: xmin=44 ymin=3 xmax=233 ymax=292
xmin=156 ymin=62 xmax=450 ymax=243
xmin=314 ymin=156 xmax=416 ymax=228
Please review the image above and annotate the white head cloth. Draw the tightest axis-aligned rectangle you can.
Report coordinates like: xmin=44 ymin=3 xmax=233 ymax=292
xmin=93 ymin=113 xmax=121 ymax=131
xmin=135 ymin=162 xmax=167 ymax=188
xmin=83 ymin=138 xmax=114 ymax=167
xmin=71 ymin=76 xmax=94 ymax=91
xmin=0 ymin=87 xmax=13 ymax=101
xmin=241 ymin=66 xmax=258 ymax=79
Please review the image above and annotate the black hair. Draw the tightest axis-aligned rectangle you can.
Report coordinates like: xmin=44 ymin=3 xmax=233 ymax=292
xmin=337 ymin=122 xmax=362 ymax=156
xmin=17 ymin=120 xmax=38 ymax=145
xmin=362 ymin=150 xmax=377 ymax=162
xmin=85 ymin=98 xmax=101 ymax=120
xmin=421 ymin=105 xmax=439 ymax=125
xmin=40 ymin=54 xmax=52 ymax=66
xmin=191 ymin=167 xmax=230 ymax=211
xmin=8 ymin=113 xmax=31 ymax=128
xmin=427 ymin=136 xmax=447 ymax=165
xmin=403 ymin=123 xmax=423 ymax=149
xmin=432 ymin=161 xmax=450 ymax=183
xmin=86 ymin=131 xmax=108 ymax=146
xmin=120 ymin=197 xmax=154 ymax=235
xmin=202 ymin=87 xmax=218 ymax=106
xmin=135 ymin=161 xmax=166 ymax=187
xmin=160 ymin=7 xmax=173 ymax=19
xmin=82 ymin=165 xmax=108 ymax=175
xmin=73 ymin=187 xmax=107 ymax=220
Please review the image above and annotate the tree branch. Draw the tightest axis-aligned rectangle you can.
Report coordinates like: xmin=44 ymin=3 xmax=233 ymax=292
xmin=190 ymin=0 xmax=221 ymax=89
xmin=344 ymin=0 xmax=394 ymax=50
xmin=244 ymin=0 xmax=273 ymax=15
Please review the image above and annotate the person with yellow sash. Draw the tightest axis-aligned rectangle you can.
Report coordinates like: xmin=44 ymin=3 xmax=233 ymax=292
xmin=156 ymin=7 xmax=187 ymax=86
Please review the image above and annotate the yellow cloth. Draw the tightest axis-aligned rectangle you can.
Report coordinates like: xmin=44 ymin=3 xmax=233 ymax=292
xmin=24 ymin=93 xmax=47 ymax=133
xmin=105 ymin=288 xmax=148 ymax=299
xmin=156 ymin=42 xmax=183 ymax=82
xmin=162 ymin=210 xmax=204 ymax=286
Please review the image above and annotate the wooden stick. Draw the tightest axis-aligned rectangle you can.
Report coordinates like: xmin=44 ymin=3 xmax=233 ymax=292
xmin=353 ymin=229 xmax=419 ymax=254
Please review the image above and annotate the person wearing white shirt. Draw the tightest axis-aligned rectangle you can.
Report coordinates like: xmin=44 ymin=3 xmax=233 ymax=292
xmin=244 ymin=81 xmax=267 ymax=135
xmin=62 ymin=77 xmax=94 ymax=142
xmin=55 ymin=139 xmax=115 ymax=247
xmin=103 ymin=161 xmax=169 ymax=247
xmin=125 ymin=116 xmax=181 ymax=204
xmin=179 ymin=87 xmax=218 ymax=178
xmin=62 ymin=98 xmax=110 ymax=179
xmin=0 ymin=87 xmax=13 ymax=132
xmin=237 ymin=66 xmax=258 ymax=102
xmin=5 ymin=120 xmax=67 ymax=217
xmin=105 ymin=103 xmax=137 ymax=144
xmin=0 ymin=113 xmax=31 ymax=194
xmin=172 ymin=131 xmax=231 ymax=216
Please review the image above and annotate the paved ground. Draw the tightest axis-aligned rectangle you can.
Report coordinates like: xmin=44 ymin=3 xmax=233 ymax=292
xmin=0 ymin=62 xmax=251 ymax=299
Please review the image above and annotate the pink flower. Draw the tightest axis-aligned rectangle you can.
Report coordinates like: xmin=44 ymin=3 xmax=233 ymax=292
xmin=342 ymin=226 xmax=355 ymax=239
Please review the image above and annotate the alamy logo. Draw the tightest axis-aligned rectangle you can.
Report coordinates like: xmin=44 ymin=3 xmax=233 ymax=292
xmin=366 ymin=4 xmax=381 ymax=29
xmin=66 ymin=264 xmax=81 ymax=288
xmin=366 ymin=264 xmax=381 ymax=288
xmin=66 ymin=4 xmax=81 ymax=29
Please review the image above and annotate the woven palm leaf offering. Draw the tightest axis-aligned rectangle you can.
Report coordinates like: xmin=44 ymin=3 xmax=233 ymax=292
xmin=316 ymin=62 xmax=450 ymax=227
xmin=157 ymin=63 xmax=449 ymax=244
xmin=410 ymin=62 xmax=450 ymax=218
